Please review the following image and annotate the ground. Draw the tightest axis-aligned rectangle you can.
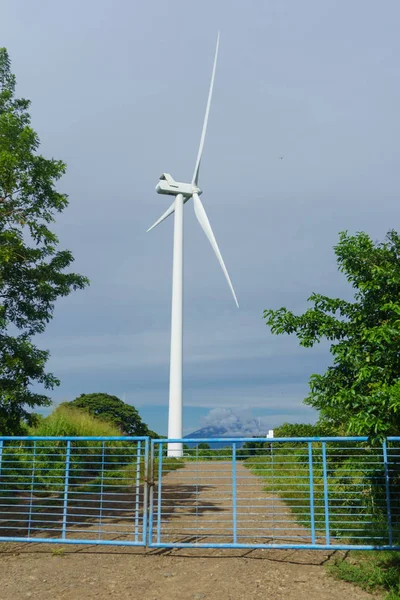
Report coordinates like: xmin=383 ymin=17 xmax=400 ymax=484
xmin=0 ymin=544 xmax=380 ymax=599
xmin=0 ymin=459 xmax=382 ymax=599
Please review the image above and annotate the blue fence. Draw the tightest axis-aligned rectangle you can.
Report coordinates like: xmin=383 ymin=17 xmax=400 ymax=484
xmin=149 ymin=437 xmax=400 ymax=550
xmin=1 ymin=436 xmax=400 ymax=550
xmin=0 ymin=436 xmax=149 ymax=546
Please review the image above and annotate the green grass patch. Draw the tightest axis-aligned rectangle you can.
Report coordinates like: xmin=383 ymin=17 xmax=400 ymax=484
xmin=246 ymin=443 xmax=393 ymax=543
xmin=328 ymin=551 xmax=400 ymax=599
xmin=0 ymin=408 xmax=142 ymax=497
xmin=31 ymin=406 xmax=122 ymax=437
xmin=182 ymin=447 xmax=233 ymax=461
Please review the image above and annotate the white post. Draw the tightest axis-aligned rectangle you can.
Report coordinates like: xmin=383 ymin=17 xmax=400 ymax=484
xmin=167 ymin=194 xmax=184 ymax=458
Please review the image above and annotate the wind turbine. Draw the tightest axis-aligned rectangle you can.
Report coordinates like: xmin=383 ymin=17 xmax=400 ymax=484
xmin=147 ymin=33 xmax=238 ymax=457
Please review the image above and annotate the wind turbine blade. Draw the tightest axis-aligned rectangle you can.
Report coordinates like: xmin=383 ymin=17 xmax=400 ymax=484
xmin=147 ymin=200 xmax=176 ymax=232
xmin=192 ymin=193 xmax=239 ymax=307
xmin=192 ymin=32 xmax=220 ymax=186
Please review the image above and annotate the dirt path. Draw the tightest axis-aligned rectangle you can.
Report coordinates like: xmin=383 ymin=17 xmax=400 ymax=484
xmin=152 ymin=461 xmax=312 ymax=546
xmin=0 ymin=461 xmax=378 ymax=599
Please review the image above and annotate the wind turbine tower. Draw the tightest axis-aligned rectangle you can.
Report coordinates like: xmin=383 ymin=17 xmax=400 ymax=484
xmin=147 ymin=33 xmax=238 ymax=456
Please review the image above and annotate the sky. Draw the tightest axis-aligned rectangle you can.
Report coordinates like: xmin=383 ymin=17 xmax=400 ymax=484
xmin=1 ymin=0 xmax=400 ymax=436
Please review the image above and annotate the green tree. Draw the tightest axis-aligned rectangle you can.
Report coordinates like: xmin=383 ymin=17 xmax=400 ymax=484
xmin=264 ymin=230 xmax=400 ymax=438
xmin=0 ymin=48 xmax=89 ymax=434
xmin=197 ymin=442 xmax=211 ymax=450
xmin=63 ymin=393 xmax=153 ymax=437
xmin=273 ymin=422 xmax=331 ymax=438
xmin=239 ymin=440 xmax=266 ymax=456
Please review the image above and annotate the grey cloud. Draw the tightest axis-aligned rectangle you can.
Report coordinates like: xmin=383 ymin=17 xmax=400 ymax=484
xmin=199 ymin=405 xmax=315 ymax=436
xmin=2 ymin=0 xmax=400 ymax=432
xmin=43 ymin=315 xmax=328 ymax=373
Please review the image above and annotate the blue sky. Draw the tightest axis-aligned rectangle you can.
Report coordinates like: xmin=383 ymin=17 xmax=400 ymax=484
xmin=1 ymin=0 xmax=400 ymax=435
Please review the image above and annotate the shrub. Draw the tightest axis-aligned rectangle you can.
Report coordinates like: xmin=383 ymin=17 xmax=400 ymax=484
xmin=0 ymin=407 xmax=134 ymax=496
xmin=31 ymin=406 xmax=121 ymax=437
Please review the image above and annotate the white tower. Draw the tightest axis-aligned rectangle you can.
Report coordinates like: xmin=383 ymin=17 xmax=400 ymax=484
xmin=147 ymin=34 xmax=239 ymax=456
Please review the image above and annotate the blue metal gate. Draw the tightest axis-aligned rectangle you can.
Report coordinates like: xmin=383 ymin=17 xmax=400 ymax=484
xmin=0 ymin=436 xmax=149 ymax=546
xmin=1 ymin=435 xmax=399 ymax=550
xmin=149 ymin=437 xmax=400 ymax=551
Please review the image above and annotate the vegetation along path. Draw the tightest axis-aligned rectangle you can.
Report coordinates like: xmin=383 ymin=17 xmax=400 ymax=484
xmin=0 ymin=461 xmax=378 ymax=600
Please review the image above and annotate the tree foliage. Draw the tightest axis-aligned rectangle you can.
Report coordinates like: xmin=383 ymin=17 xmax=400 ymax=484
xmin=197 ymin=442 xmax=211 ymax=450
xmin=273 ymin=422 xmax=329 ymax=438
xmin=63 ymin=393 xmax=154 ymax=437
xmin=264 ymin=230 xmax=400 ymax=438
xmin=0 ymin=48 xmax=89 ymax=433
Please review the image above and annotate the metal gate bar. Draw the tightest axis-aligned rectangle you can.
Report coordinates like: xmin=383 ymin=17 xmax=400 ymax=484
xmin=0 ymin=436 xmax=149 ymax=546
xmin=149 ymin=437 xmax=400 ymax=550
xmin=1 ymin=435 xmax=400 ymax=550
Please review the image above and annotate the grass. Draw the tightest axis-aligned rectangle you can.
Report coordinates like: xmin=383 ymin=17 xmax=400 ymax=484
xmin=182 ymin=447 xmax=233 ymax=461
xmin=0 ymin=408 xmax=185 ymax=500
xmin=246 ymin=443 xmax=391 ymax=542
xmin=246 ymin=443 xmax=400 ymax=599
xmin=328 ymin=551 xmax=400 ymax=599
xmin=31 ymin=406 xmax=122 ymax=437
xmin=0 ymin=408 xmax=135 ymax=498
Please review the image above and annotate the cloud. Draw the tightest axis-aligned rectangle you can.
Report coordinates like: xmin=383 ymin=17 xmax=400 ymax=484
xmin=43 ymin=313 xmax=328 ymax=374
xmin=201 ymin=408 xmax=269 ymax=435
xmin=200 ymin=404 xmax=316 ymax=436
xmin=3 ymin=0 xmax=399 ymax=437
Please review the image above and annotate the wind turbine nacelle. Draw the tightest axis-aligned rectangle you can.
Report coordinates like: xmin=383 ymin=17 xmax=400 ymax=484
xmin=156 ymin=173 xmax=201 ymax=198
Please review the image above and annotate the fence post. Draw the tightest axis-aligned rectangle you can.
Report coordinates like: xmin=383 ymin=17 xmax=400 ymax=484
xmin=308 ymin=442 xmax=316 ymax=544
xmin=322 ymin=442 xmax=330 ymax=545
xmin=232 ymin=442 xmax=237 ymax=544
xmin=142 ymin=438 xmax=150 ymax=546
xmin=382 ymin=440 xmax=393 ymax=547
xmin=147 ymin=440 xmax=155 ymax=545
xmin=134 ymin=441 xmax=142 ymax=542
xmin=62 ymin=440 xmax=71 ymax=540
xmin=98 ymin=441 xmax=105 ymax=540
xmin=0 ymin=440 xmax=3 ymax=499
xmin=27 ymin=441 xmax=37 ymax=538
xmin=156 ymin=442 xmax=163 ymax=544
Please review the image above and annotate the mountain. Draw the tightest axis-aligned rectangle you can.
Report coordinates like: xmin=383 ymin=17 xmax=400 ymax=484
xmin=185 ymin=425 xmax=231 ymax=438
xmin=183 ymin=426 xmax=248 ymax=448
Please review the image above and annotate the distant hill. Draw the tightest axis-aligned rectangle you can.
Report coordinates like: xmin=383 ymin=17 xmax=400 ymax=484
xmin=183 ymin=426 xmax=249 ymax=449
